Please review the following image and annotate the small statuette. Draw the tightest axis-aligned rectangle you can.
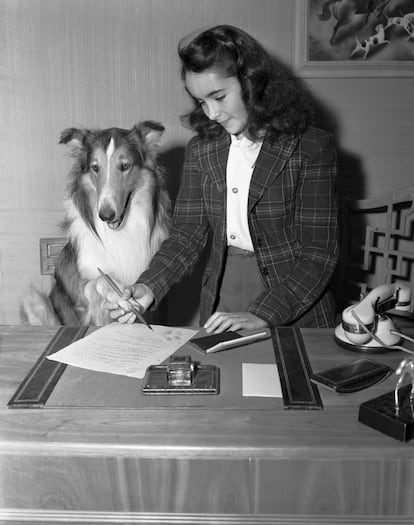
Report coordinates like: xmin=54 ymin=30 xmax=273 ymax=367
xmin=394 ymin=358 xmax=414 ymax=417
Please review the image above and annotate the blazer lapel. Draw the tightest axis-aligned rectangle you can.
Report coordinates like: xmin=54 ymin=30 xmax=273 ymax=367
xmin=202 ymin=133 xmax=230 ymax=248
xmin=204 ymin=133 xmax=231 ymax=192
xmin=248 ymin=133 xmax=299 ymax=211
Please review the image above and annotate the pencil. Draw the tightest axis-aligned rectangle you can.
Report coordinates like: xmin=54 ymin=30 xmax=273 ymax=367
xmin=97 ymin=268 xmax=153 ymax=331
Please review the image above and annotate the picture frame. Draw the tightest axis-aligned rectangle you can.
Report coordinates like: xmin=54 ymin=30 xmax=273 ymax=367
xmin=294 ymin=0 xmax=414 ymax=77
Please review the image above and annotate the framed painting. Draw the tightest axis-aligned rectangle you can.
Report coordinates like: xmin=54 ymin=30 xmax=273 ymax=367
xmin=294 ymin=0 xmax=414 ymax=77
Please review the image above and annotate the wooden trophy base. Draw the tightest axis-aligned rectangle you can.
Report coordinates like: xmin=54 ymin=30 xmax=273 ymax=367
xmin=359 ymin=384 xmax=414 ymax=442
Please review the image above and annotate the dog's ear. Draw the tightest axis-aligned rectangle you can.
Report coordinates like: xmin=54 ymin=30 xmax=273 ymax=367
xmin=59 ymin=128 xmax=91 ymax=161
xmin=59 ymin=128 xmax=90 ymax=152
xmin=133 ymin=121 xmax=165 ymax=150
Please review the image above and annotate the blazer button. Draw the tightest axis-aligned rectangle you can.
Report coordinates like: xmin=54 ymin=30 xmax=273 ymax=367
xmin=257 ymin=238 xmax=263 ymax=247
xmin=261 ymin=266 xmax=269 ymax=276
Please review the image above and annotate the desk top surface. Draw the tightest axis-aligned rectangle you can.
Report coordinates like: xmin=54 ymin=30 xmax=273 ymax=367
xmin=1 ymin=324 xmax=414 ymax=459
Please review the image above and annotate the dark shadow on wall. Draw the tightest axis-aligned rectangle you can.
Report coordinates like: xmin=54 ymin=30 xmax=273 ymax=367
xmin=304 ymin=87 xmax=369 ymax=312
xmin=311 ymin=94 xmax=366 ymax=201
xmin=159 ymin=146 xmax=186 ymax=203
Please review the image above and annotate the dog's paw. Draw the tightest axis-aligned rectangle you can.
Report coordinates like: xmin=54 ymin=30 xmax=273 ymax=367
xmin=84 ymin=279 xmax=112 ymax=325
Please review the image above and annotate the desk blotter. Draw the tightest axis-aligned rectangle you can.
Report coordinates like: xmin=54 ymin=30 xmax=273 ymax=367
xmin=7 ymin=326 xmax=321 ymax=410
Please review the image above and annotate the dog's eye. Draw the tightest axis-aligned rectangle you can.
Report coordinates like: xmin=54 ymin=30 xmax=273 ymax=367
xmin=120 ymin=163 xmax=130 ymax=172
xmin=90 ymin=164 xmax=99 ymax=173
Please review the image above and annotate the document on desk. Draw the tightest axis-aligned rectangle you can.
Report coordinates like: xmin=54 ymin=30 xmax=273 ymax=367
xmin=242 ymin=363 xmax=282 ymax=397
xmin=47 ymin=324 xmax=197 ymax=379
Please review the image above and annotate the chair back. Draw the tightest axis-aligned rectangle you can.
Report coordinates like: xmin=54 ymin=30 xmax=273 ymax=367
xmin=334 ymin=186 xmax=414 ymax=313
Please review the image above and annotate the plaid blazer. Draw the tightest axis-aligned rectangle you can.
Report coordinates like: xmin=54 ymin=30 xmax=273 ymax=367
xmin=139 ymin=126 xmax=339 ymax=327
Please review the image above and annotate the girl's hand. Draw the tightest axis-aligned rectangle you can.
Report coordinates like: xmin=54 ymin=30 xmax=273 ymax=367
xmin=203 ymin=311 xmax=268 ymax=334
xmin=101 ymin=281 xmax=154 ymax=324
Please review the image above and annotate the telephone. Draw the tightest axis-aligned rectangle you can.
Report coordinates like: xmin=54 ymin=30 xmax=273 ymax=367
xmin=334 ymin=283 xmax=412 ymax=353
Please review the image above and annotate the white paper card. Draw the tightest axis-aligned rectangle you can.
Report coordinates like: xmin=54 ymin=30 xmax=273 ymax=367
xmin=242 ymin=363 xmax=282 ymax=397
xmin=47 ymin=323 xmax=197 ymax=379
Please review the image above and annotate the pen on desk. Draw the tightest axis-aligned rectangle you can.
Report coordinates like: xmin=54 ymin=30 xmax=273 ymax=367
xmin=206 ymin=330 xmax=269 ymax=354
xmin=97 ymin=267 xmax=153 ymax=331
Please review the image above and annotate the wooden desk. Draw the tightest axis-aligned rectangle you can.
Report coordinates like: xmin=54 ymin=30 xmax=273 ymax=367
xmin=1 ymin=325 xmax=414 ymax=525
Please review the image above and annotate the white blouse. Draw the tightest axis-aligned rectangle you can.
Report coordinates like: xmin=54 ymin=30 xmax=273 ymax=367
xmin=226 ymin=134 xmax=263 ymax=251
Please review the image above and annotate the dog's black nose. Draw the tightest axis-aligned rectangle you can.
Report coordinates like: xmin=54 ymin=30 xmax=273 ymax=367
xmin=99 ymin=205 xmax=116 ymax=223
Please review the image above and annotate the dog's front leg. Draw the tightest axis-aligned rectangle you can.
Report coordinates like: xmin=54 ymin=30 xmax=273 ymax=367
xmin=84 ymin=279 xmax=113 ymax=326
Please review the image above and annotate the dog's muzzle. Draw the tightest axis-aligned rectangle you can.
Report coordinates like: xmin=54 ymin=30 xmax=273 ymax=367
xmin=99 ymin=204 xmax=124 ymax=230
xmin=98 ymin=192 xmax=132 ymax=230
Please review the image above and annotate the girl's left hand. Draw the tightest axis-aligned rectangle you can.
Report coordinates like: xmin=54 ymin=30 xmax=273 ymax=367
xmin=203 ymin=312 xmax=268 ymax=334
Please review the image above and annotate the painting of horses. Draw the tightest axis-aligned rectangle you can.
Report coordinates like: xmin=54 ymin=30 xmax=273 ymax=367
xmin=306 ymin=0 xmax=414 ymax=62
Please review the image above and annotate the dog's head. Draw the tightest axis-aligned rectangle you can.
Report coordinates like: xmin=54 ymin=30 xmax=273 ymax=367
xmin=60 ymin=121 xmax=165 ymax=231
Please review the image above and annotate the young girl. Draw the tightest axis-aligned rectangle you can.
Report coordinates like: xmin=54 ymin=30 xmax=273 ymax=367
xmin=103 ymin=25 xmax=339 ymax=334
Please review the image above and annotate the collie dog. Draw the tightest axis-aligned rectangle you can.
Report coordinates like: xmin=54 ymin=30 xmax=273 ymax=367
xmin=23 ymin=121 xmax=171 ymax=325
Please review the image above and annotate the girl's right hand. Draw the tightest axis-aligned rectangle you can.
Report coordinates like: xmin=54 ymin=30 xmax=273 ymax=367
xmin=102 ymin=282 xmax=154 ymax=324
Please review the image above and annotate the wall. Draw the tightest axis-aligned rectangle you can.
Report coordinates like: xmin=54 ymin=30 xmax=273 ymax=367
xmin=1 ymin=0 xmax=413 ymax=325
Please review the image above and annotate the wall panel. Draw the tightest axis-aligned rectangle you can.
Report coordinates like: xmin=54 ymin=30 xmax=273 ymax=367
xmin=1 ymin=0 xmax=413 ymax=324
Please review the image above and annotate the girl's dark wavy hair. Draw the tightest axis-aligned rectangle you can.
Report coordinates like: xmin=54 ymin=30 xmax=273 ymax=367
xmin=178 ymin=25 xmax=314 ymax=141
